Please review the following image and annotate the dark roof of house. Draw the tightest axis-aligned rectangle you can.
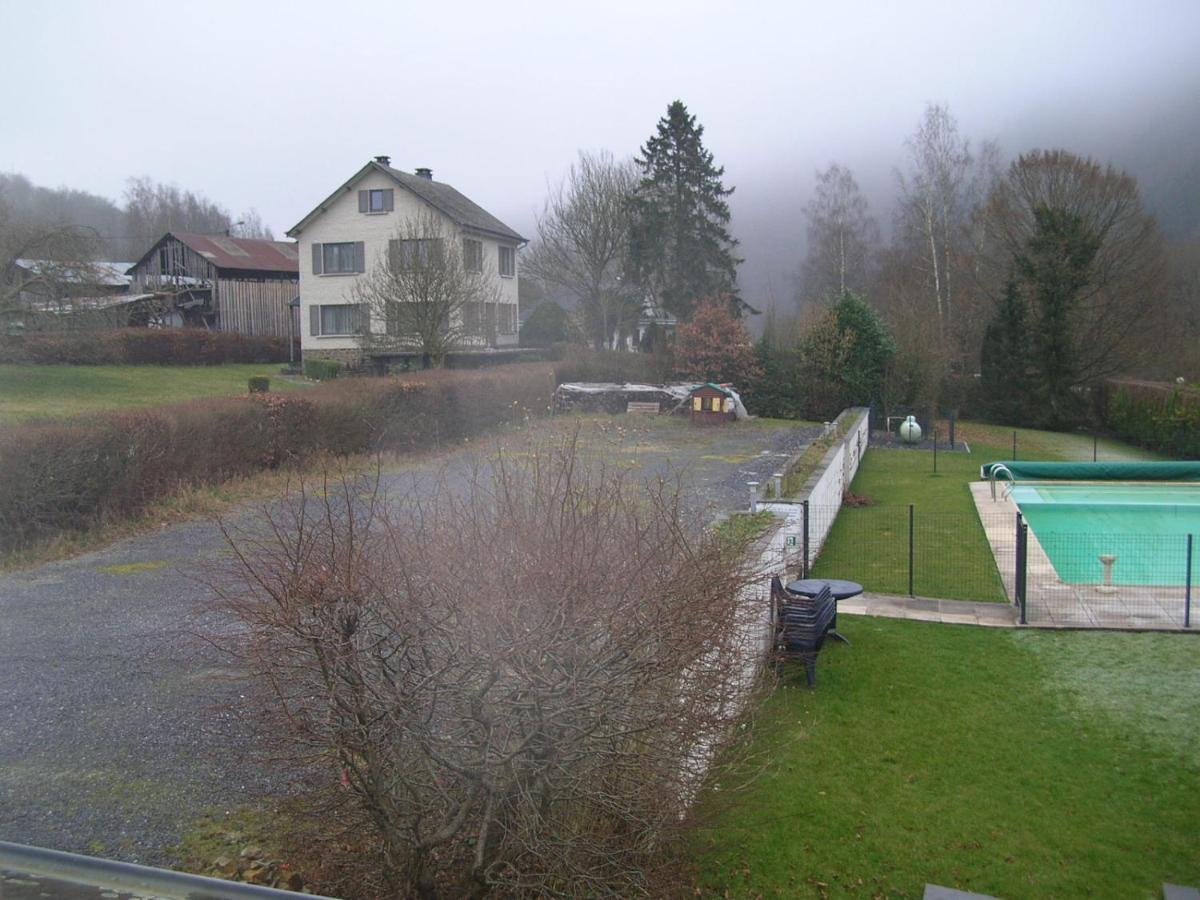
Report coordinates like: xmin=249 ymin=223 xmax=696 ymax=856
xmin=287 ymin=160 xmax=527 ymax=244
xmin=127 ymin=233 xmax=299 ymax=275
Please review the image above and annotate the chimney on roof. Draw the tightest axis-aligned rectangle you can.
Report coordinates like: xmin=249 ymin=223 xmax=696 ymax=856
xmin=415 ymin=167 xmax=433 ymax=180
xmin=374 ymin=155 xmax=390 ymax=166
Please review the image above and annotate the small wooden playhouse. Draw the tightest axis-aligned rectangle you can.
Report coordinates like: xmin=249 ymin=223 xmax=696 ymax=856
xmin=689 ymin=383 xmax=736 ymax=425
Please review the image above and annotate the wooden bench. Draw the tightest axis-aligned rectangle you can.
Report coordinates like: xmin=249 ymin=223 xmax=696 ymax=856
xmin=770 ymin=576 xmax=838 ymax=687
xmin=626 ymin=401 xmax=661 ymax=415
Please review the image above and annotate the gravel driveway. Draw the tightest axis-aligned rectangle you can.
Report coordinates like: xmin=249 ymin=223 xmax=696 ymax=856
xmin=0 ymin=415 xmax=818 ymax=865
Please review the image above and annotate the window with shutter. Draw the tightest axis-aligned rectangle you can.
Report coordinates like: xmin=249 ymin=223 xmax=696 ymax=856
xmin=360 ymin=189 xmax=393 ymax=214
xmin=321 ymin=242 xmax=359 ymax=274
xmin=310 ymin=305 xmax=320 ymax=335
xmin=395 ymin=239 xmax=444 ymax=269
xmin=311 ymin=243 xmax=323 ymax=275
xmin=317 ymin=304 xmax=360 ymax=335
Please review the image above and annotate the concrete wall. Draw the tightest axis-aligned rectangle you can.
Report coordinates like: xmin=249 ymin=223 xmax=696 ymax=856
xmin=295 ymin=168 xmax=519 ymax=362
xmin=797 ymin=407 xmax=870 ymax=569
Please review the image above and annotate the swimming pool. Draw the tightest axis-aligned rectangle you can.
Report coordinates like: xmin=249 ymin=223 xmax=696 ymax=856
xmin=1008 ymin=482 xmax=1200 ymax=586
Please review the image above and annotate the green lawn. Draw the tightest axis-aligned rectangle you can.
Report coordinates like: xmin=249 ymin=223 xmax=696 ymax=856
xmin=689 ymin=618 xmax=1200 ymax=898
xmin=0 ymin=364 xmax=309 ymax=423
xmin=809 ymin=421 xmax=1161 ymax=602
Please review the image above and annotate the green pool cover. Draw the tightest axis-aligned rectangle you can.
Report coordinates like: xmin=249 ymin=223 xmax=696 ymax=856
xmin=1008 ymin=483 xmax=1200 ymax=585
xmin=981 ymin=460 xmax=1200 ymax=481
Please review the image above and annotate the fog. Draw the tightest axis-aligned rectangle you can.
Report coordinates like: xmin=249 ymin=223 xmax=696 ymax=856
xmin=1 ymin=0 xmax=1197 ymax=311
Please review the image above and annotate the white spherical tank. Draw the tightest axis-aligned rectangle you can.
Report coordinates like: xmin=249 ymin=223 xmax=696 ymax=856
xmin=899 ymin=415 xmax=922 ymax=444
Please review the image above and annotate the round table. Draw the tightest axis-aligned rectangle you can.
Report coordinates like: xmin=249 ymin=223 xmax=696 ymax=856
xmin=786 ymin=578 xmax=864 ymax=600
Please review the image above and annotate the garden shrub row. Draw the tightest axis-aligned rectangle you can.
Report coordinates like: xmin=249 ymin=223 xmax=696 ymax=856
xmin=0 ymin=328 xmax=291 ymax=365
xmin=1100 ymin=379 xmax=1200 ymax=458
xmin=0 ymin=364 xmax=558 ymax=554
xmin=302 ymin=358 xmax=342 ymax=381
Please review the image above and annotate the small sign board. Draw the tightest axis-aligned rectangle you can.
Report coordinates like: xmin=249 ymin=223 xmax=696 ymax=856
xmin=786 ymin=534 xmax=798 ymax=548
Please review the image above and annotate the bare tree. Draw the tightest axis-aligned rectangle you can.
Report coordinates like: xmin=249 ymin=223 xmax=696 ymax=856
xmin=895 ymin=103 xmax=974 ymax=345
xmin=978 ymin=149 xmax=1167 ymax=388
xmin=797 ymin=163 xmax=878 ymax=306
xmin=523 ymin=151 xmax=641 ymax=349
xmin=216 ymin=433 xmax=757 ymax=897
xmin=353 ymin=212 xmax=503 ymax=368
xmin=122 ymin=176 xmax=236 ymax=253
xmin=0 ymin=195 xmax=105 ymax=328
xmin=231 ymin=208 xmax=275 ymax=240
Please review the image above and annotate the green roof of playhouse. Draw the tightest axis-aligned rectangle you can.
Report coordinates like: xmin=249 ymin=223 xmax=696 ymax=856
xmin=690 ymin=383 xmax=735 ymax=397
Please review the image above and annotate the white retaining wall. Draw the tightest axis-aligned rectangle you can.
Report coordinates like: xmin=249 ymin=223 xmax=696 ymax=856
xmin=800 ymin=407 xmax=870 ymax=569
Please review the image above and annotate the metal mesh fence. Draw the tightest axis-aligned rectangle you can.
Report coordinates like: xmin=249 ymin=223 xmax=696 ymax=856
xmin=800 ymin=501 xmax=1197 ymax=628
xmin=1026 ymin=531 xmax=1196 ymax=627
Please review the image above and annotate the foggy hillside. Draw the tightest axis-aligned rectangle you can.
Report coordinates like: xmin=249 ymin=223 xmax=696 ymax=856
xmin=727 ymin=78 xmax=1200 ymax=320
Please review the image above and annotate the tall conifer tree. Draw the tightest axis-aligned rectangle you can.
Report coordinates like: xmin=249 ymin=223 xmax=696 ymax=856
xmin=629 ymin=100 xmax=743 ymax=319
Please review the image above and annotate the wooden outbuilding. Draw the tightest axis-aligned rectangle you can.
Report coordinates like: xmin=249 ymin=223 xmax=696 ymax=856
xmin=689 ymin=383 xmax=737 ymax=425
xmin=126 ymin=232 xmax=300 ymax=337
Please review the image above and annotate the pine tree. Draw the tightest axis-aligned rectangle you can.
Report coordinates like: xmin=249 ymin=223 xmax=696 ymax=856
xmin=1015 ymin=206 xmax=1103 ymax=426
xmin=629 ymin=100 xmax=743 ymax=320
xmin=980 ymin=277 xmax=1030 ymax=424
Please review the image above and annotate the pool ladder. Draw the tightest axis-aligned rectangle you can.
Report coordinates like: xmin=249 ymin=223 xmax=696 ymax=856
xmin=990 ymin=463 xmax=1015 ymax=501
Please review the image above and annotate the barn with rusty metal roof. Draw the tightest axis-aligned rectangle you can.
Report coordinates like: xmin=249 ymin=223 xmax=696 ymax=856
xmin=127 ymin=232 xmax=300 ymax=336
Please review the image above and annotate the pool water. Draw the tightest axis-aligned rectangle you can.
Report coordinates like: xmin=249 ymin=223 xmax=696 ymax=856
xmin=1008 ymin=483 xmax=1200 ymax=586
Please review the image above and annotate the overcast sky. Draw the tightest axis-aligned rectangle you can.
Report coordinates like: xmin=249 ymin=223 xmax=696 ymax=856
xmin=2 ymin=0 xmax=1198 ymax=308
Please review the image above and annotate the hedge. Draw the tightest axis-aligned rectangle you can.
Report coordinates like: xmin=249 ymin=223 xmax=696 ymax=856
xmin=0 ymin=329 xmax=291 ymax=365
xmin=549 ymin=346 xmax=670 ymax=385
xmin=0 ymin=364 xmax=557 ymax=554
xmin=303 ymin=358 xmax=342 ymax=381
xmin=1100 ymin=379 xmax=1200 ymax=459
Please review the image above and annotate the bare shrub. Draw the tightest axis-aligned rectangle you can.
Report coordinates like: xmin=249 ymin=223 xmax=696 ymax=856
xmin=215 ymin=432 xmax=759 ymax=897
xmin=0 ymin=365 xmax=556 ymax=554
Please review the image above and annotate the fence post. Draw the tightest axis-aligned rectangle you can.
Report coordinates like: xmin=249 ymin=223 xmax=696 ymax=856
xmin=1186 ymin=533 xmax=1194 ymax=629
xmin=1017 ymin=522 xmax=1029 ymax=625
xmin=1012 ymin=430 xmax=1018 ymax=461
xmin=908 ymin=503 xmax=915 ymax=597
xmin=1014 ymin=512 xmax=1024 ymax=607
xmin=1093 ymin=434 xmax=1098 ymax=462
xmin=932 ymin=425 xmax=938 ymax=473
xmin=802 ymin=500 xmax=810 ymax=579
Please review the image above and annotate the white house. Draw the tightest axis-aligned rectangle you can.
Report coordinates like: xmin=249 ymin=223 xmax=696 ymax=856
xmin=287 ymin=156 xmax=526 ymax=366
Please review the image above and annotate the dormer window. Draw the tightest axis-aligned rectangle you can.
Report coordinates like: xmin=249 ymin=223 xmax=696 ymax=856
xmin=358 ymin=188 xmax=394 ymax=214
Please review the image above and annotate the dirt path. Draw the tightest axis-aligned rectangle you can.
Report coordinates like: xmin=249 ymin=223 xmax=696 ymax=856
xmin=0 ymin=415 xmax=819 ymax=865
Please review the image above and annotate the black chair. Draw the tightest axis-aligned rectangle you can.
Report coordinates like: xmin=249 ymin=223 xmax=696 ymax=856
xmin=770 ymin=576 xmax=838 ymax=687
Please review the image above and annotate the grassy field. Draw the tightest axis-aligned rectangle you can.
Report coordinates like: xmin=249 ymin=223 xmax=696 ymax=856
xmin=809 ymin=421 xmax=1161 ymax=602
xmin=0 ymin=364 xmax=309 ymax=423
xmin=688 ymin=618 xmax=1200 ymax=898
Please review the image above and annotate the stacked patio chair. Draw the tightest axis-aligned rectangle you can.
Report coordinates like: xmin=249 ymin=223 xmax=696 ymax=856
xmin=770 ymin=576 xmax=838 ymax=687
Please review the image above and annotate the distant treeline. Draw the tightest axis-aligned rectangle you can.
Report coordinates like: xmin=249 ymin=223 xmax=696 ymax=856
xmin=0 ymin=172 xmax=273 ymax=262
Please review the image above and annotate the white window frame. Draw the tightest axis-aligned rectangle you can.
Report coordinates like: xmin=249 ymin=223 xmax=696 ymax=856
xmin=463 ymin=238 xmax=483 ymax=273
xmin=498 ymin=245 xmax=515 ymax=278
xmin=315 ymin=303 xmax=361 ymax=336
xmin=322 ymin=242 xmax=358 ymax=275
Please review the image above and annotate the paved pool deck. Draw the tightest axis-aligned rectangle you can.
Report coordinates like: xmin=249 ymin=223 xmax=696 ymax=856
xmin=841 ymin=593 xmax=1019 ymax=627
xmin=971 ymin=481 xmax=1195 ymax=630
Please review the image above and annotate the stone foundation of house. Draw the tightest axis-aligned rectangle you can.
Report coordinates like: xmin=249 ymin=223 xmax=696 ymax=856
xmin=302 ymin=347 xmax=365 ymax=368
